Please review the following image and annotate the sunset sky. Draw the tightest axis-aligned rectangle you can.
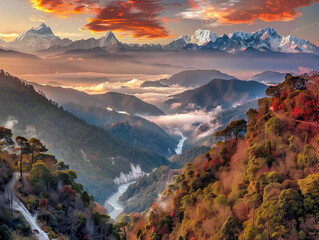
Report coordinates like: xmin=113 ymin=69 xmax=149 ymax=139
xmin=0 ymin=0 xmax=319 ymax=44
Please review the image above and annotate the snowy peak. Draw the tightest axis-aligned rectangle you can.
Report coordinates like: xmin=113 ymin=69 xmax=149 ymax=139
xmin=30 ymin=23 xmax=54 ymax=36
xmin=163 ymin=34 xmax=190 ymax=50
xmin=254 ymin=27 xmax=281 ymax=40
xmin=279 ymin=35 xmax=319 ymax=54
xmin=190 ymin=29 xmax=218 ymax=45
xmin=16 ymin=23 xmax=55 ymax=41
xmin=179 ymin=35 xmax=191 ymax=43
xmin=99 ymin=30 xmax=120 ymax=46
xmin=169 ymin=27 xmax=319 ymax=55
xmin=10 ymin=23 xmax=72 ymax=52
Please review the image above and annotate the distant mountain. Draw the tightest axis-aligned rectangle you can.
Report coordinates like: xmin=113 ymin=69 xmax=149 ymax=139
xmin=6 ymin=23 xmax=72 ymax=52
xmin=168 ymin=27 xmax=319 ymax=55
xmin=54 ymin=30 xmax=121 ymax=53
xmin=0 ymin=70 xmax=168 ymax=202
xmin=190 ymin=29 xmax=218 ymax=46
xmin=163 ymin=35 xmax=190 ymax=51
xmin=165 ymin=79 xmax=267 ymax=112
xmin=160 ymin=69 xmax=237 ymax=87
xmin=251 ymin=71 xmax=288 ymax=85
xmin=0 ymin=38 xmax=6 ymax=45
xmin=163 ymin=30 xmax=218 ymax=51
xmin=280 ymin=35 xmax=319 ymax=54
xmin=141 ymin=81 xmax=169 ymax=88
xmin=60 ymin=47 xmax=111 ymax=57
xmin=62 ymin=103 xmax=178 ymax=157
xmin=121 ymin=43 xmax=163 ymax=51
xmin=0 ymin=49 xmax=39 ymax=59
xmin=32 ymin=83 xmax=164 ymax=116
xmin=4 ymin=24 xmax=318 ymax=55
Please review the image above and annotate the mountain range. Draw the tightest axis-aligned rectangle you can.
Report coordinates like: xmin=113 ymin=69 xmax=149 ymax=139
xmin=0 ymin=23 xmax=318 ymax=55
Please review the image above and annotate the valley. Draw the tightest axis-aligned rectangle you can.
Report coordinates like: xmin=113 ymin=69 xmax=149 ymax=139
xmin=0 ymin=13 xmax=318 ymax=239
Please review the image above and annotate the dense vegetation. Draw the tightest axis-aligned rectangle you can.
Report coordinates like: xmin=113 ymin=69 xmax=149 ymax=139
xmin=0 ymin=131 xmax=125 ymax=239
xmin=121 ymin=166 xmax=179 ymax=214
xmin=121 ymin=73 xmax=319 ymax=240
xmin=0 ymin=70 xmax=168 ymax=202
xmin=169 ymin=146 xmax=211 ymax=169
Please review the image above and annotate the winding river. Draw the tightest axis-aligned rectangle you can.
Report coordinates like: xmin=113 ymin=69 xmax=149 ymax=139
xmin=175 ymin=132 xmax=187 ymax=155
xmin=104 ymin=181 xmax=135 ymax=220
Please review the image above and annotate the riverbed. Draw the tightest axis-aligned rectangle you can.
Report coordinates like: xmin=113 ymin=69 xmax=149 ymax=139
xmin=104 ymin=181 xmax=136 ymax=220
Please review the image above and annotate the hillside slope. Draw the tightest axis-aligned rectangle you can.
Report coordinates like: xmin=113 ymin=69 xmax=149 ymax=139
xmin=124 ymin=73 xmax=319 ymax=240
xmin=166 ymin=79 xmax=267 ymax=112
xmin=61 ymin=103 xmax=178 ymax=157
xmin=0 ymin=138 xmax=121 ymax=239
xmin=32 ymin=83 xmax=164 ymax=116
xmin=0 ymin=70 xmax=168 ymax=202
xmin=160 ymin=69 xmax=237 ymax=88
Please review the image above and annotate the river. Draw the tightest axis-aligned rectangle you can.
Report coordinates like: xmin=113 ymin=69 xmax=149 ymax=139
xmin=175 ymin=132 xmax=187 ymax=154
xmin=104 ymin=181 xmax=136 ymax=220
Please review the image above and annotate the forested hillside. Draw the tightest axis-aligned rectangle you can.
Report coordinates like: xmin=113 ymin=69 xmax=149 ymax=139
xmin=0 ymin=70 xmax=168 ymax=202
xmin=122 ymin=73 xmax=319 ymax=240
xmin=0 ymin=131 xmax=125 ymax=239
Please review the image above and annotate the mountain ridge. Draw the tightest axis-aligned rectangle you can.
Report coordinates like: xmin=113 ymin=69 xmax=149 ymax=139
xmin=1 ymin=24 xmax=318 ymax=55
xmin=165 ymin=79 xmax=268 ymax=112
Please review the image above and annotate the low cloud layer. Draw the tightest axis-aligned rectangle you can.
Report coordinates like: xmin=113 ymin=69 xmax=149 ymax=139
xmin=145 ymin=107 xmax=222 ymax=133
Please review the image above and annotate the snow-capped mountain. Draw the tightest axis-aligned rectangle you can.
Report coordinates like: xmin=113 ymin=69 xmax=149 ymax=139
xmin=190 ymin=29 xmax=218 ymax=45
xmin=8 ymin=23 xmax=72 ymax=52
xmin=163 ymin=35 xmax=190 ymax=51
xmin=280 ymin=35 xmax=319 ymax=54
xmin=63 ymin=30 xmax=122 ymax=53
xmin=164 ymin=27 xmax=319 ymax=55
xmin=3 ymin=24 xmax=318 ymax=55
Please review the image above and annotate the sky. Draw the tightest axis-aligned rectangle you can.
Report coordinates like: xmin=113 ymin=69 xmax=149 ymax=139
xmin=0 ymin=0 xmax=319 ymax=45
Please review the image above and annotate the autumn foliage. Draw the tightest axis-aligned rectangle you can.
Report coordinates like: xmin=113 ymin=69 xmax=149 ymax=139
xmin=125 ymin=73 xmax=319 ymax=240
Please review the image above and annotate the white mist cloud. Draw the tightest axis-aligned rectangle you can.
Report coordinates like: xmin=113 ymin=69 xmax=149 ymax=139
xmin=4 ymin=116 xmax=18 ymax=130
xmin=145 ymin=107 xmax=222 ymax=133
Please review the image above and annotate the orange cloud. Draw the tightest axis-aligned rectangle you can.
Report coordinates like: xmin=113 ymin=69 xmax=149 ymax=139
xmin=30 ymin=0 xmax=99 ymax=16
xmin=85 ymin=0 xmax=173 ymax=39
xmin=204 ymin=0 xmax=319 ymax=24
xmin=189 ymin=0 xmax=200 ymax=8
xmin=29 ymin=0 xmax=179 ymax=39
